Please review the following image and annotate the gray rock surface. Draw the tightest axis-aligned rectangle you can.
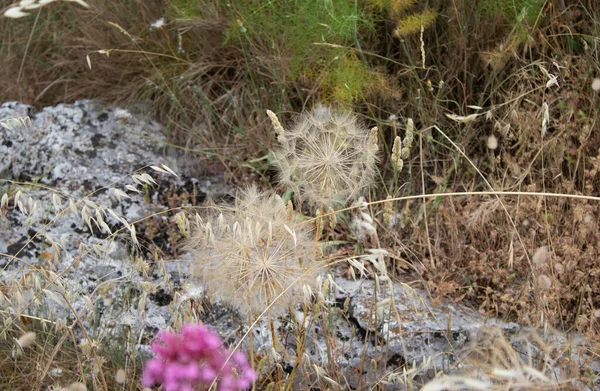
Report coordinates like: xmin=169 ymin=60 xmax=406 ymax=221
xmin=0 ymin=100 xmax=237 ymax=358
xmin=0 ymin=101 xmax=597 ymax=390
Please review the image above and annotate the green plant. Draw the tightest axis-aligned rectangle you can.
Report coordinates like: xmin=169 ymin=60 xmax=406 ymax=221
xmin=478 ymin=0 xmax=545 ymax=40
xmin=226 ymin=0 xmax=370 ymax=79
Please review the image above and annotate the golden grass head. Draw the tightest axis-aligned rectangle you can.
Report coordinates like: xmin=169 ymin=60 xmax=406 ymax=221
xmin=393 ymin=8 xmax=437 ymax=37
xmin=391 ymin=135 xmax=403 ymax=171
xmin=188 ymin=186 xmax=322 ymax=317
xmin=271 ymin=106 xmax=379 ymax=208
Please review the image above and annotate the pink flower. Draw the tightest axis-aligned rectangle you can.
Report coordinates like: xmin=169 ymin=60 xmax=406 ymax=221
xmin=142 ymin=324 xmax=256 ymax=391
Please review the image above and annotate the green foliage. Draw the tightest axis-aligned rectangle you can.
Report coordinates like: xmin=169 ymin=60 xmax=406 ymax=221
xmin=473 ymin=0 xmax=545 ymax=53
xmin=478 ymin=0 xmax=545 ymax=29
xmin=167 ymin=0 xmax=221 ymax=19
xmin=364 ymin=0 xmax=415 ymax=12
xmin=222 ymin=0 xmax=377 ymax=103
xmin=167 ymin=0 xmax=199 ymax=18
xmin=226 ymin=0 xmax=372 ymax=76
xmin=394 ymin=8 xmax=437 ymax=36
xmin=322 ymin=52 xmax=384 ymax=107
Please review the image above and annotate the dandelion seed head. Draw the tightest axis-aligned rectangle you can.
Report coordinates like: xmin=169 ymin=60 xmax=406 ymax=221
xmin=189 ymin=186 xmax=322 ymax=316
xmin=272 ymin=107 xmax=379 ymax=208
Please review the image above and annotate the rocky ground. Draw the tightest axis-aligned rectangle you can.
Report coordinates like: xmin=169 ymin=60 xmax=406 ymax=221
xmin=0 ymin=101 xmax=597 ymax=389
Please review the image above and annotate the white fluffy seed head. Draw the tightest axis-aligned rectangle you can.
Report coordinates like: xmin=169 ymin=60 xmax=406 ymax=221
xmin=591 ymin=78 xmax=600 ymax=91
xmin=537 ymin=274 xmax=552 ymax=290
xmin=115 ymin=368 xmax=127 ymax=384
xmin=487 ymin=135 xmax=498 ymax=150
xmin=532 ymin=247 xmax=549 ymax=265
xmin=16 ymin=332 xmax=36 ymax=348
xmin=272 ymin=107 xmax=379 ymax=208
xmin=150 ymin=17 xmax=165 ymax=30
xmin=554 ymin=263 xmax=564 ymax=275
xmin=188 ymin=186 xmax=324 ymax=316
xmin=67 ymin=382 xmax=88 ymax=391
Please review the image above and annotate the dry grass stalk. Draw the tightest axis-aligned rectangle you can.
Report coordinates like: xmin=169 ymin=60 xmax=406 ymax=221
xmin=423 ymin=327 xmax=594 ymax=390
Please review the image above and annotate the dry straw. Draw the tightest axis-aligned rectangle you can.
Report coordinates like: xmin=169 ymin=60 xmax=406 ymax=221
xmin=269 ymin=106 xmax=379 ymax=208
xmin=423 ymin=326 xmax=590 ymax=390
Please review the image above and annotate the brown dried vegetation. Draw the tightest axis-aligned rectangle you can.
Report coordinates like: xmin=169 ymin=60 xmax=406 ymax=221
xmin=2 ymin=0 xmax=600 ymax=389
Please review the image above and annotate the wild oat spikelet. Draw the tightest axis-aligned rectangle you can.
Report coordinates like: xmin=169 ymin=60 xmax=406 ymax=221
xmin=4 ymin=0 xmax=89 ymax=19
xmin=271 ymin=107 xmax=379 ymax=208
xmin=188 ymin=186 xmax=322 ymax=316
